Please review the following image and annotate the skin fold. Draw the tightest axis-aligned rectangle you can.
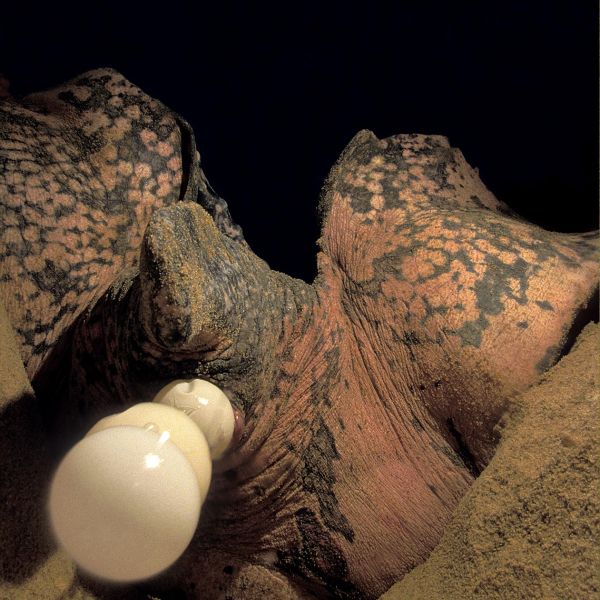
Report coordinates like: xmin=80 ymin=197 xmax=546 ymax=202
xmin=0 ymin=70 xmax=597 ymax=599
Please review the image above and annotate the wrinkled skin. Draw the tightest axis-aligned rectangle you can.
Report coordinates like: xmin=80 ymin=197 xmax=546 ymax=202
xmin=1 ymin=70 xmax=597 ymax=599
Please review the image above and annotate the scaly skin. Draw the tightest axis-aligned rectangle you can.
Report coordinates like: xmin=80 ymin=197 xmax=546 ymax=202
xmin=1 ymin=73 xmax=597 ymax=599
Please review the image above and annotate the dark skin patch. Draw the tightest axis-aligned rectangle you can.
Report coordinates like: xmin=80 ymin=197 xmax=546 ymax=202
xmin=300 ymin=417 xmax=355 ymax=543
xmin=445 ymin=418 xmax=480 ymax=478
xmin=430 ymin=440 xmax=467 ymax=470
xmin=455 ymin=314 xmax=489 ymax=349
xmin=535 ymin=344 xmax=562 ymax=373
xmin=276 ymin=508 xmax=366 ymax=600
xmin=412 ymin=416 xmax=425 ymax=432
xmin=535 ymin=300 xmax=554 ymax=311
xmin=427 ymin=483 xmax=442 ymax=501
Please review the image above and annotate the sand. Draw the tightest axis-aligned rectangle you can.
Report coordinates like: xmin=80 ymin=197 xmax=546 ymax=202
xmin=0 ymin=299 xmax=598 ymax=599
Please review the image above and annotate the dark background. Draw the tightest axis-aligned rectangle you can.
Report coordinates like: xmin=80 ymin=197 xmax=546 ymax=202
xmin=1 ymin=2 xmax=597 ymax=282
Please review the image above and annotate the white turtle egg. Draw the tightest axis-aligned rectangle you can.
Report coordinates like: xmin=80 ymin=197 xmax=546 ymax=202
xmin=153 ymin=379 xmax=235 ymax=459
xmin=88 ymin=403 xmax=212 ymax=501
xmin=48 ymin=426 xmax=200 ymax=582
xmin=48 ymin=403 xmax=212 ymax=582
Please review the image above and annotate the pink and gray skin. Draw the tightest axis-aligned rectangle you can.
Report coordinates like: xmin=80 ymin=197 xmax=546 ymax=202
xmin=0 ymin=70 xmax=597 ymax=599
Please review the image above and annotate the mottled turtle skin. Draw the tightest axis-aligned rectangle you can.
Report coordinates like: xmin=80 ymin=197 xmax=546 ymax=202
xmin=0 ymin=68 xmax=243 ymax=380
xmin=1 ymin=71 xmax=597 ymax=599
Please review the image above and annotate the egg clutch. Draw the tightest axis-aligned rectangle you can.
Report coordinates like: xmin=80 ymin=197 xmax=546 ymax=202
xmin=47 ymin=379 xmax=236 ymax=582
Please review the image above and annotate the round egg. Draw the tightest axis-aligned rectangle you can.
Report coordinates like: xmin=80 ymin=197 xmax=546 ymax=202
xmin=153 ymin=379 xmax=235 ymax=459
xmin=48 ymin=425 xmax=201 ymax=582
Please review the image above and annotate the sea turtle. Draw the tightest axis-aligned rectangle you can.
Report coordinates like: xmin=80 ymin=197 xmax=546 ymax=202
xmin=0 ymin=69 xmax=597 ymax=599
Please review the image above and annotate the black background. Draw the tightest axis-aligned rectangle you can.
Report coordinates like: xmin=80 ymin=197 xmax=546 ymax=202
xmin=1 ymin=2 xmax=597 ymax=282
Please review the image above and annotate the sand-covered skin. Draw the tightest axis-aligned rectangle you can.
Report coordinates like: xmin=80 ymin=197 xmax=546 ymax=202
xmin=381 ymin=322 xmax=599 ymax=600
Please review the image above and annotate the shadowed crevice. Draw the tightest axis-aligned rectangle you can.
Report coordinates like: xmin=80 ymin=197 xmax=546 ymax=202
xmin=446 ymin=418 xmax=481 ymax=478
xmin=557 ymin=284 xmax=599 ymax=361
